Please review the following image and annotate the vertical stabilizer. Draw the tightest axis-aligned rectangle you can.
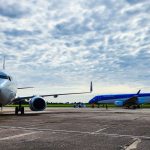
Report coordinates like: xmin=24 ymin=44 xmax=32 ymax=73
xmin=137 ymin=90 xmax=141 ymax=95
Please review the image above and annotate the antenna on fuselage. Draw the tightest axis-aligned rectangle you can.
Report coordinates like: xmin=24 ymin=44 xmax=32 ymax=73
xmin=2 ymin=56 xmax=5 ymax=70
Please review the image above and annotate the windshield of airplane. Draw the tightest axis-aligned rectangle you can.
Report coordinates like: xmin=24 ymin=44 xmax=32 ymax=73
xmin=0 ymin=72 xmax=9 ymax=79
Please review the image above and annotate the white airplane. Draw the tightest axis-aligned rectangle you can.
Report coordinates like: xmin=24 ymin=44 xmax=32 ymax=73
xmin=0 ymin=57 xmax=93 ymax=115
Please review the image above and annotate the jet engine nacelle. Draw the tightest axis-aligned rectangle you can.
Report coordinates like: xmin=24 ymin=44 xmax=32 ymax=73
xmin=29 ymin=96 xmax=47 ymax=111
xmin=114 ymin=100 xmax=124 ymax=106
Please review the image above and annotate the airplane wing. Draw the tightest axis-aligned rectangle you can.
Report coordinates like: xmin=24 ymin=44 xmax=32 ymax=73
xmin=123 ymin=90 xmax=141 ymax=107
xmin=123 ymin=96 xmax=138 ymax=106
xmin=17 ymin=87 xmax=34 ymax=89
xmin=13 ymin=82 xmax=93 ymax=103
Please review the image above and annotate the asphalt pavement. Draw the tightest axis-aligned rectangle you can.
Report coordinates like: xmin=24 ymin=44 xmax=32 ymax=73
xmin=0 ymin=107 xmax=150 ymax=150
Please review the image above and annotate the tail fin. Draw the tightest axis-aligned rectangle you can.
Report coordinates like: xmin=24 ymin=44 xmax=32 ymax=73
xmin=2 ymin=56 xmax=5 ymax=70
xmin=137 ymin=90 xmax=141 ymax=95
xmin=90 ymin=81 xmax=93 ymax=92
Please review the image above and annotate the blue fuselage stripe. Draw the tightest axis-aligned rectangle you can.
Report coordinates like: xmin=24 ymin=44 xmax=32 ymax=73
xmin=89 ymin=93 xmax=150 ymax=104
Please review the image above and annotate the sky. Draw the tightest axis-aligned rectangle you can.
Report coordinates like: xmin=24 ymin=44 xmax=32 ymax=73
xmin=0 ymin=0 xmax=150 ymax=102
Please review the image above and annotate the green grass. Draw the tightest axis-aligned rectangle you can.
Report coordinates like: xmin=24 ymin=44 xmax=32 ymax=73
xmin=4 ymin=103 xmax=150 ymax=108
xmin=47 ymin=104 xmax=74 ymax=107
xmin=141 ymin=104 xmax=150 ymax=108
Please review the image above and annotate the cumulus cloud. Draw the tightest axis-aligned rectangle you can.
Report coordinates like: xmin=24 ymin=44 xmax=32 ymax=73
xmin=0 ymin=0 xmax=30 ymax=18
xmin=126 ymin=0 xmax=147 ymax=5
xmin=0 ymin=0 xmax=150 ymax=95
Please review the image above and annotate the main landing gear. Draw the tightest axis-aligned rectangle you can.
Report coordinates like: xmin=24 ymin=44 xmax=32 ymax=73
xmin=0 ymin=103 xmax=2 ymax=112
xmin=15 ymin=102 xmax=24 ymax=115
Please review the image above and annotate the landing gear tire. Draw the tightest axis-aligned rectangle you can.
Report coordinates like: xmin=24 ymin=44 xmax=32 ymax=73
xmin=21 ymin=107 xmax=24 ymax=115
xmin=137 ymin=105 xmax=140 ymax=109
xmin=131 ymin=105 xmax=136 ymax=109
xmin=15 ymin=106 xmax=19 ymax=115
xmin=15 ymin=106 xmax=24 ymax=115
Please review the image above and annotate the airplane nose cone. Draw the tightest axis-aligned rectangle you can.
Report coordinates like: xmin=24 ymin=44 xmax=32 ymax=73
xmin=0 ymin=84 xmax=2 ymax=94
xmin=0 ymin=87 xmax=3 ymax=102
xmin=0 ymin=79 xmax=7 ymax=99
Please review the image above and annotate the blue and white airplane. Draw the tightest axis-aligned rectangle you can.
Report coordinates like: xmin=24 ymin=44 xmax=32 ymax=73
xmin=89 ymin=90 xmax=150 ymax=108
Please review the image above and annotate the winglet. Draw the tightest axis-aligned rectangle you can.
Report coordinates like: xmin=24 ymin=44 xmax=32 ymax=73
xmin=137 ymin=90 xmax=141 ymax=95
xmin=90 ymin=81 xmax=93 ymax=93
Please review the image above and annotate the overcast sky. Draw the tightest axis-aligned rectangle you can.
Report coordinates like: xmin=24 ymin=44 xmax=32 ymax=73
xmin=0 ymin=0 xmax=150 ymax=102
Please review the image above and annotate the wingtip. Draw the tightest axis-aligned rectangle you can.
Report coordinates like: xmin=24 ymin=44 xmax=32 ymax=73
xmin=90 ymin=81 xmax=93 ymax=92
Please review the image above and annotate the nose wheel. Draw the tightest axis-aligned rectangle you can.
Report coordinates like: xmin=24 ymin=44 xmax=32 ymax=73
xmin=15 ymin=102 xmax=24 ymax=115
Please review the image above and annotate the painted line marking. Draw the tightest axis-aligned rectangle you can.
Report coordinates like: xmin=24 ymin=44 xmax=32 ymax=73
xmin=91 ymin=128 xmax=108 ymax=134
xmin=0 ymin=131 xmax=40 ymax=141
xmin=0 ymin=126 xmax=91 ymax=134
xmin=0 ymin=125 xmax=150 ymax=140
xmin=125 ymin=138 xmax=141 ymax=150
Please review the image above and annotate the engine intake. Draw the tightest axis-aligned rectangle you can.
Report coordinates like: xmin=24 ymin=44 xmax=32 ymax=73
xmin=29 ymin=97 xmax=47 ymax=111
xmin=114 ymin=100 xmax=124 ymax=106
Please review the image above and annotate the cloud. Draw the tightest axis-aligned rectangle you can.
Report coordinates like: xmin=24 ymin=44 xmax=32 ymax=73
xmin=0 ymin=0 xmax=150 ymax=95
xmin=126 ymin=0 xmax=147 ymax=5
xmin=3 ymin=29 xmax=41 ymax=37
xmin=0 ymin=0 xmax=30 ymax=18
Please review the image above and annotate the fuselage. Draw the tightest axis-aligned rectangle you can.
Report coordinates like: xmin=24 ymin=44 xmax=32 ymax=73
xmin=89 ymin=93 xmax=150 ymax=105
xmin=0 ymin=71 xmax=17 ymax=105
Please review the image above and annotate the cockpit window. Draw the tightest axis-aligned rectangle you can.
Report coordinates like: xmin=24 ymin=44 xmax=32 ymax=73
xmin=0 ymin=72 xmax=9 ymax=80
xmin=0 ymin=75 xmax=9 ymax=79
